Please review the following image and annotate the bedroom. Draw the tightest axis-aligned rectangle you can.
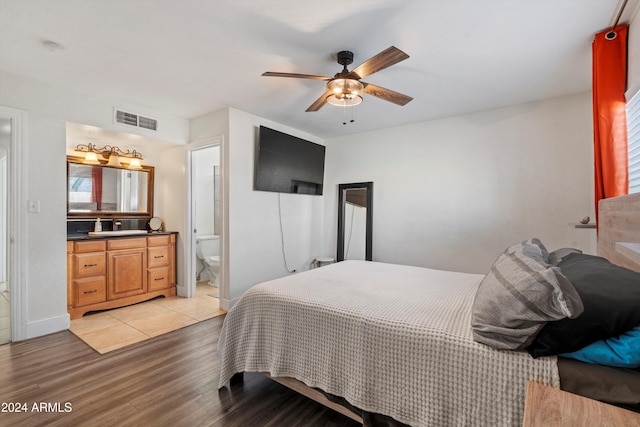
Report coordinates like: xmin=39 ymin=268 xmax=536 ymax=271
xmin=1 ymin=0 xmax=640 ymax=424
xmin=0 ymin=0 xmax=636 ymax=339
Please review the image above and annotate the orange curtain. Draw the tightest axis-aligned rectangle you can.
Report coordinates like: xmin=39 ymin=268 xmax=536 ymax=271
xmin=593 ymin=24 xmax=628 ymax=222
xmin=91 ymin=166 xmax=103 ymax=210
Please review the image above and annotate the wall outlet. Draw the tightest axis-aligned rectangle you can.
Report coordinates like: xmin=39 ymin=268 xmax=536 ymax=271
xmin=28 ymin=200 xmax=40 ymax=213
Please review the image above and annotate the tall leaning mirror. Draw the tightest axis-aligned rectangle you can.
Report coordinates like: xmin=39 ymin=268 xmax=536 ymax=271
xmin=337 ymin=182 xmax=373 ymax=262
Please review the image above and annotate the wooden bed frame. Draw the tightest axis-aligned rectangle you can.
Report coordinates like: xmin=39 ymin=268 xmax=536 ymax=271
xmin=263 ymin=373 xmax=362 ymax=423
xmin=254 ymin=193 xmax=640 ymax=424
xmin=597 ymin=193 xmax=640 ymax=272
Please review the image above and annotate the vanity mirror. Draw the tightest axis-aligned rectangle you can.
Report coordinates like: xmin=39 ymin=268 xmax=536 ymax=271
xmin=67 ymin=156 xmax=154 ymax=218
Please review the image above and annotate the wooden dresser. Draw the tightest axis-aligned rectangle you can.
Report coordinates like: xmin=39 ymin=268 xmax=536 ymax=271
xmin=67 ymin=233 xmax=177 ymax=319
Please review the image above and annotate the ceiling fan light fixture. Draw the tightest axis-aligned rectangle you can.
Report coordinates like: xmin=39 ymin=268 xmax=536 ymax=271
xmin=326 ymin=78 xmax=364 ymax=107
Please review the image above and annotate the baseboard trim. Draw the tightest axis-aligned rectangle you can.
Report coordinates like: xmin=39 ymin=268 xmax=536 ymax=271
xmin=25 ymin=314 xmax=70 ymax=340
xmin=219 ymin=297 xmax=239 ymax=311
xmin=176 ymin=284 xmax=188 ymax=297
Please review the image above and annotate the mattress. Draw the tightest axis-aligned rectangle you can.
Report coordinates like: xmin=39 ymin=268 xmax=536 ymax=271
xmin=218 ymin=260 xmax=560 ymax=426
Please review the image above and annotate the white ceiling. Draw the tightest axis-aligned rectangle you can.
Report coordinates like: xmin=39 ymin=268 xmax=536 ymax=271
xmin=0 ymin=0 xmax=635 ymax=139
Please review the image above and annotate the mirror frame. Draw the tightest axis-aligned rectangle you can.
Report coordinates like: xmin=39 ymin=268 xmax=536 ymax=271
xmin=337 ymin=182 xmax=373 ymax=262
xmin=66 ymin=155 xmax=154 ymax=219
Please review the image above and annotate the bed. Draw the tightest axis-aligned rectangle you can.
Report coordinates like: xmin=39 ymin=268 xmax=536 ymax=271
xmin=218 ymin=193 xmax=640 ymax=426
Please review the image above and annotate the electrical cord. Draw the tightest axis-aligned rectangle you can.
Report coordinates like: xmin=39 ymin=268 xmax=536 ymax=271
xmin=278 ymin=193 xmax=296 ymax=273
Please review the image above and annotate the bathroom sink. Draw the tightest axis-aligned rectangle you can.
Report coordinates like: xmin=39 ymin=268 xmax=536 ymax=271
xmin=88 ymin=230 xmax=148 ymax=237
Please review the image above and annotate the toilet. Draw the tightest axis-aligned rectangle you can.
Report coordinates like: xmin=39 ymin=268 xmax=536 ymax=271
xmin=195 ymin=234 xmax=220 ymax=287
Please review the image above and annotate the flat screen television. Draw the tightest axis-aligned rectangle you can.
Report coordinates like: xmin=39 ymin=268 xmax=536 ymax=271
xmin=255 ymin=126 xmax=325 ymax=195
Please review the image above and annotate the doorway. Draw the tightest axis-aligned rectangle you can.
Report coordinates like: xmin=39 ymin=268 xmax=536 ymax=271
xmin=0 ymin=107 xmax=26 ymax=343
xmin=189 ymin=143 xmax=222 ymax=303
xmin=0 ymin=106 xmax=27 ymax=344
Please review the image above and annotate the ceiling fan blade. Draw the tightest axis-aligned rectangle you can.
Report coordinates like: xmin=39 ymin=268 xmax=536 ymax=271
xmin=351 ymin=46 xmax=409 ymax=79
xmin=305 ymin=89 xmax=332 ymax=112
xmin=363 ymin=83 xmax=413 ymax=106
xmin=262 ymin=72 xmax=331 ymax=81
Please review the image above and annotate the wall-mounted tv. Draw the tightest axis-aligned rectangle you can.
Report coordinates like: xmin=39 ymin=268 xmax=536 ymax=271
xmin=255 ymin=126 xmax=325 ymax=195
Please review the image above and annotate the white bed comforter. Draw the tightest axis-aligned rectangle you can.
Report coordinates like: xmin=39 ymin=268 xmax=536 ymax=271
xmin=218 ymin=261 xmax=559 ymax=426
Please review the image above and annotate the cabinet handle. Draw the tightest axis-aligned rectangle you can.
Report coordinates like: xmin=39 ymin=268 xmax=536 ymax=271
xmin=154 ymin=255 xmax=164 ymax=259
xmin=84 ymin=263 xmax=98 ymax=267
xmin=84 ymin=289 xmax=98 ymax=294
xmin=154 ymin=277 xmax=165 ymax=281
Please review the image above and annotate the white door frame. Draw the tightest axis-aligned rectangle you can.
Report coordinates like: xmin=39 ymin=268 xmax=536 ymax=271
xmin=184 ymin=136 xmax=226 ymax=302
xmin=0 ymin=106 xmax=27 ymax=341
xmin=0 ymin=155 xmax=6 ymax=286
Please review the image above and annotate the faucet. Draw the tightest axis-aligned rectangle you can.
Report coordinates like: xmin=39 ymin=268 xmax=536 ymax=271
xmin=113 ymin=220 xmax=122 ymax=231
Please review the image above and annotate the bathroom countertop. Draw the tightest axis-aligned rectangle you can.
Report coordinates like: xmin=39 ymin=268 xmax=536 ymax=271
xmin=67 ymin=231 xmax=176 ymax=241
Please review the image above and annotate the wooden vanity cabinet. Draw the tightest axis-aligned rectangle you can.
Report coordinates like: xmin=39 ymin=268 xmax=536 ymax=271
xmin=68 ymin=234 xmax=177 ymax=319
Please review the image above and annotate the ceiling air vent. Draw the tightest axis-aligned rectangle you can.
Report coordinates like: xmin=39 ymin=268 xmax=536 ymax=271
xmin=138 ymin=115 xmax=158 ymax=131
xmin=114 ymin=108 xmax=158 ymax=131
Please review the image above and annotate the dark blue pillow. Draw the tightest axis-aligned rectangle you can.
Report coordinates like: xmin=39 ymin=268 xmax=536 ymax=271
xmin=560 ymin=326 xmax=640 ymax=368
xmin=528 ymin=253 xmax=640 ymax=358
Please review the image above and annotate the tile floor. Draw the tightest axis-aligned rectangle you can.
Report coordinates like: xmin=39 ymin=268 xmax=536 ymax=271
xmin=0 ymin=289 xmax=9 ymax=345
xmin=69 ymin=282 xmax=225 ymax=354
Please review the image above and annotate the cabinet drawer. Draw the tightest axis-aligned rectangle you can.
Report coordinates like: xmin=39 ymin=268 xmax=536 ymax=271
xmin=147 ymin=235 xmax=171 ymax=246
xmin=74 ymin=277 xmax=107 ymax=306
xmin=74 ymin=253 xmax=106 ymax=278
xmin=148 ymin=267 xmax=171 ymax=291
xmin=74 ymin=240 xmax=106 ymax=253
xmin=107 ymin=237 xmax=146 ymax=250
xmin=147 ymin=246 xmax=169 ymax=268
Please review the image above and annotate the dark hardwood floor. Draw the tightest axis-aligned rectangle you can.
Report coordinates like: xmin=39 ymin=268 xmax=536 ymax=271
xmin=0 ymin=315 xmax=360 ymax=426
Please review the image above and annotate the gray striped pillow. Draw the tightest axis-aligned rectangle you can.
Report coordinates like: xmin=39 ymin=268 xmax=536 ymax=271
xmin=471 ymin=241 xmax=584 ymax=350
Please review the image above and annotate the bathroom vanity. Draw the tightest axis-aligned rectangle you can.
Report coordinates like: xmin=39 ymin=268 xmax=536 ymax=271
xmin=66 ymin=155 xmax=179 ymax=319
xmin=67 ymin=232 xmax=177 ymax=319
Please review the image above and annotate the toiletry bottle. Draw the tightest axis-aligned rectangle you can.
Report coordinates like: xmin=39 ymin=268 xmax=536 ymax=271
xmin=95 ymin=218 xmax=102 ymax=232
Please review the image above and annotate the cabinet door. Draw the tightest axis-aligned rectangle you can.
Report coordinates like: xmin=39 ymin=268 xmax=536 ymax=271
xmin=107 ymin=249 xmax=147 ymax=300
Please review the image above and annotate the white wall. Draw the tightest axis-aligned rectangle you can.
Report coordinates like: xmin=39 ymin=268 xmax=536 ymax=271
xmin=0 ymin=71 xmax=189 ymax=339
xmin=187 ymin=108 xmax=325 ymax=303
xmin=343 ymin=203 xmax=367 ymax=260
xmin=193 ymin=146 xmax=220 ymax=236
xmin=324 ymin=93 xmax=595 ymax=274
xmin=227 ymin=108 xmax=325 ymax=299
xmin=161 ymin=108 xmax=228 ymax=299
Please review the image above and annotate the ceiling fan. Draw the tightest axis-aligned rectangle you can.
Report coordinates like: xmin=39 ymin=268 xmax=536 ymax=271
xmin=262 ymin=46 xmax=413 ymax=112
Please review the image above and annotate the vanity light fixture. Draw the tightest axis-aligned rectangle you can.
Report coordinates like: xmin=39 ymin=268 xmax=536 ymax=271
xmin=127 ymin=157 xmax=142 ymax=170
xmin=106 ymin=153 xmax=122 ymax=168
xmin=83 ymin=151 xmax=101 ymax=165
xmin=75 ymin=143 xmax=144 ymax=169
